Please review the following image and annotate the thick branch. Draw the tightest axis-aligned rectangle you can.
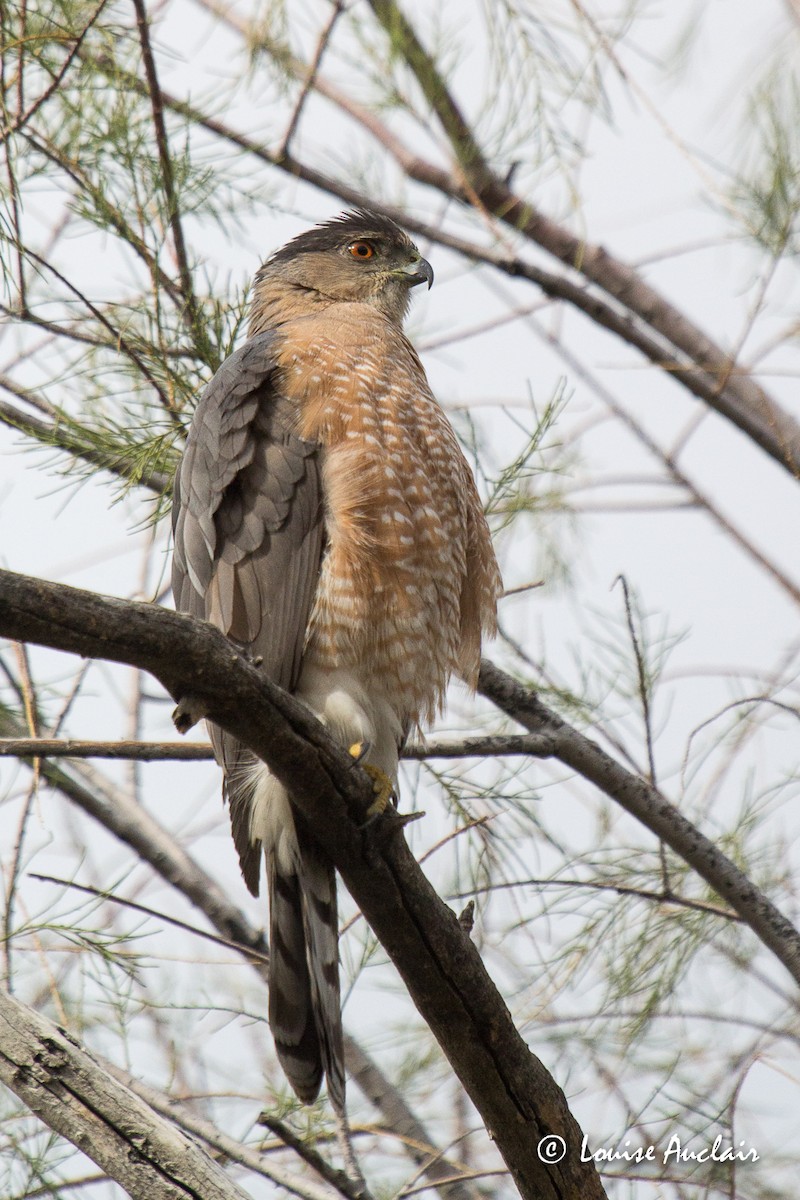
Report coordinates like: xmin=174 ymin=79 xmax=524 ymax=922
xmin=0 ymin=987 xmax=250 ymax=1200
xmin=0 ymin=709 xmax=482 ymax=1200
xmin=0 ymin=568 xmax=607 ymax=1200
xmin=478 ymin=660 xmax=800 ymax=988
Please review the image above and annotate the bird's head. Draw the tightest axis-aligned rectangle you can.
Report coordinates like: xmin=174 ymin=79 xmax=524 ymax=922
xmin=253 ymin=208 xmax=434 ymax=326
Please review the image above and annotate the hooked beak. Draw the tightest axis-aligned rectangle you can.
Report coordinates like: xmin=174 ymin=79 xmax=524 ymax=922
xmin=400 ymin=256 xmax=434 ymax=290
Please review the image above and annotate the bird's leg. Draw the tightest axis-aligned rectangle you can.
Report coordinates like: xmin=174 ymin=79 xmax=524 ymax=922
xmin=348 ymin=741 xmax=396 ymax=818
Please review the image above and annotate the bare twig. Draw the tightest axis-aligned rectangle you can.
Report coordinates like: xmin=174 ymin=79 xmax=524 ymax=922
xmin=279 ymin=1 xmax=347 ymax=157
xmin=449 ymin=874 xmax=743 ymax=923
xmin=27 ymin=872 xmax=270 ymax=964
xmin=132 ymin=0 xmax=207 ymax=359
xmin=259 ymin=1112 xmax=370 ymax=1200
xmin=2 ymin=236 xmax=175 ymax=411
xmin=526 ymin=316 xmax=800 ymax=608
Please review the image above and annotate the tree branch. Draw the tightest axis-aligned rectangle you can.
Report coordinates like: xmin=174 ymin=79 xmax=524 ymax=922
xmin=477 ymin=660 xmax=800 ymax=988
xmin=0 ymin=567 xmax=607 ymax=1200
xmin=0 ymin=732 xmax=552 ymax=760
xmin=110 ymin=1063 xmax=349 ymax=1200
xmin=0 ymin=391 xmax=171 ymax=495
xmin=83 ymin=38 xmax=800 ymax=479
xmin=361 ymin=0 xmax=800 ymax=477
xmin=132 ymin=0 xmax=208 ymax=360
xmin=0 ymin=986 xmax=251 ymax=1200
xmin=0 ymin=707 xmax=483 ymax=1200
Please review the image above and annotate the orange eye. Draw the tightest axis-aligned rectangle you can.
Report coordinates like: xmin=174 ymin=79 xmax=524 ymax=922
xmin=349 ymin=241 xmax=375 ymax=259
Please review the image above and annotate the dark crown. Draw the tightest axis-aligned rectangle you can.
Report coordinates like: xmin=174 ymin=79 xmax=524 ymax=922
xmin=266 ymin=208 xmax=415 ymax=266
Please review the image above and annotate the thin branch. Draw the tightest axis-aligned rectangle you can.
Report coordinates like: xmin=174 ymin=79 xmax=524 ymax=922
xmin=526 ymin=317 xmax=800 ymax=609
xmin=7 ymin=1172 xmax=110 ymax=1199
xmin=477 ymin=659 xmax=800 ymax=988
xmin=0 ymin=733 xmax=553 ymax=760
xmin=132 ymin=0 xmax=207 ymax=357
xmin=14 ymin=128 xmax=186 ymax=312
xmin=397 ymin=1169 xmax=509 ymax=1199
xmin=27 ymin=872 xmax=270 ymax=965
xmin=342 ymin=1040 xmax=481 ymax=1200
xmin=259 ymin=1113 xmax=370 ymax=1200
xmin=110 ymin=1065 xmax=344 ymax=1200
xmin=0 ymin=737 xmax=213 ymax=759
xmin=279 ymin=0 xmax=347 ymax=157
xmin=450 ymin=875 xmax=744 ymax=923
xmin=0 ymin=0 xmax=110 ymax=143
xmin=0 ymin=393 xmax=171 ymax=494
xmin=2 ymin=236 xmax=174 ymax=411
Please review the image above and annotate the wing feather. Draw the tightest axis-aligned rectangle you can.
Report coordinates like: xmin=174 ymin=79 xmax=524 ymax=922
xmin=171 ymin=330 xmax=325 ymax=885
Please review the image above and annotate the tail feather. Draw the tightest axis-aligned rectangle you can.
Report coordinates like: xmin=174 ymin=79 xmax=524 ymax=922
xmin=263 ymin=825 xmax=345 ymax=1112
xmin=267 ymin=852 xmax=326 ymax=1104
xmin=297 ymin=839 xmax=345 ymax=1112
xmin=220 ymin=749 xmax=346 ymax=1111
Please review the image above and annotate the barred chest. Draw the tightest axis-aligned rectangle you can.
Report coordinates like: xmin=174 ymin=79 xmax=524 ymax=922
xmin=274 ymin=308 xmax=477 ymax=724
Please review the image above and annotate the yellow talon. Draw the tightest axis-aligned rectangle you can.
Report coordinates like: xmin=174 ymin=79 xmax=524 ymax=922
xmin=362 ymin=763 xmax=395 ymax=817
xmin=348 ymin=743 xmax=395 ymax=817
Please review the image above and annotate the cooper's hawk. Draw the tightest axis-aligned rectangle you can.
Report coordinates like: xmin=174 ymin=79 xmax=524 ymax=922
xmin=171 ymin=209 xmax=502 ymax=1112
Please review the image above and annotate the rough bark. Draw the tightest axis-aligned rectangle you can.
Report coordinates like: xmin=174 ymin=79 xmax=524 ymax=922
xmin=0 ymin=987 xmax=252 ymax=1200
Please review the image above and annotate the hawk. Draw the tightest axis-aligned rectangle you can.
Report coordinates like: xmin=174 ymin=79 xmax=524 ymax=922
xmin=171 ymin=209 xmax=502 ymax=1112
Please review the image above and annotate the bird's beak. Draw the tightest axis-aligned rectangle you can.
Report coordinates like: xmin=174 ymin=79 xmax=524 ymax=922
xmin=400 ymin=256 xmax=434 ymax=290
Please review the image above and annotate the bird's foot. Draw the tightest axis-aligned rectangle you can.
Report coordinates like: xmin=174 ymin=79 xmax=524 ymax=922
xmin=172 ymin=694 xmax=208 ymax=734
xmin=348 ymin=742 xmax=396 ymax=820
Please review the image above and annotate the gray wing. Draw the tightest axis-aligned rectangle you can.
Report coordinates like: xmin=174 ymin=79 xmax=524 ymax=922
xmin=172 ymin=331 xmax=324 ymax=893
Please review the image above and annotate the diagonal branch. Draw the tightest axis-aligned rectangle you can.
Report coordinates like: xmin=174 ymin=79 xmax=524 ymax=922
xmin=0 ymin=567 xmax=607 ymax=1200
xmin=0 ymin=390 xmax=171 ymax=494
xmin=362 ymin=0 xmax=800 ymax=477
xmin=0 ymin=708 xmax=484 ymax=1200
xmin=132 ymin=0 xmax=209 ymax=360
xmin=477 ymin=660 xmax=800 ymax=987
xmin=278 ymin=0 xmax=347 ymax=158
xmin=0 ymin=986 xmax=251 ymax=1200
